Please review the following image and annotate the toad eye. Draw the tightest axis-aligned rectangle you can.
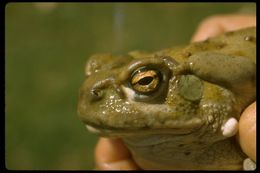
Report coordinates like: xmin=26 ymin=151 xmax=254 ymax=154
xmin=130 ymin=67 xmax=162 ymax=94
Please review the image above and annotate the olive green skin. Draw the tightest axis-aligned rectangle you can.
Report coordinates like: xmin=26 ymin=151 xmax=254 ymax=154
xmin=78 ymin=27 xmax=256 ymax=170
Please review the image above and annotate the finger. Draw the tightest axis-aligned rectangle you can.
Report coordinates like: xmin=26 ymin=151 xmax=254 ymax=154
xmin=95 ymin=137 xmax=140 ymax=170
xmin=191 ymin=14 xmax=256 ymax=42
xmin=238 ymin=102 xmax=256 ymax=162
xmin=191 ymin=15 xmax=225 ymax=42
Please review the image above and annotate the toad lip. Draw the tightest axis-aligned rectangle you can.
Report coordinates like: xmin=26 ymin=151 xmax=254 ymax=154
xmin=85 ymin=119 xmax=204 ymax=138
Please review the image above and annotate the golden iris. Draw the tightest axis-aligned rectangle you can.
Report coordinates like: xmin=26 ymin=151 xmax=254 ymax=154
xmin=131 ymin=68 xmax=161 ymax=94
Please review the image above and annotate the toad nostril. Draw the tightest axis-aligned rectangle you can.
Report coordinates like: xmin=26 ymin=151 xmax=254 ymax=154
xmin=90 ymin=88 xmax=103 ymax=101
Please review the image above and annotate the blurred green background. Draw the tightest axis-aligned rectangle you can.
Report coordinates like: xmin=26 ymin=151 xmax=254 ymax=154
xmin=5 ymin=2 xmax=255 ymax=170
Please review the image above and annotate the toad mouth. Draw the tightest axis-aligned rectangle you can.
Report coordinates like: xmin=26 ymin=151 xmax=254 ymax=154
xmin=85 ymin=119 xmax=204 ymax=138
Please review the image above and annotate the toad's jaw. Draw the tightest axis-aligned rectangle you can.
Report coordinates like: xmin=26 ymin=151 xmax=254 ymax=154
xmin=84 ymin=119 xmax=204 ymax=138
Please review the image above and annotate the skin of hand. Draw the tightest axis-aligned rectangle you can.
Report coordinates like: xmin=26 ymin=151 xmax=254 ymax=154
xmin=95 ymin=138 xmax=140 ymax=170
xmin=94 ymin=14 xmax=256 ymax=170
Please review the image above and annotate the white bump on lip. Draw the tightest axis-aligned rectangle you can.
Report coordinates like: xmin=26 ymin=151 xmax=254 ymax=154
xmin=221 ymin=117 xmax=238 ymax=137
xmin=85 ymin=125 xmax=100 ymax=134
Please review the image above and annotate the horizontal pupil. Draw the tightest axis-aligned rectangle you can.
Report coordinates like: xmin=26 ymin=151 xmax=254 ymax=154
xmin=138 ymin=76 xmax=154 ymax=85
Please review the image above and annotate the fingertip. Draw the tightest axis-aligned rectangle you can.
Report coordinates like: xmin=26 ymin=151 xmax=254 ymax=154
xmin=94 ymin=137 xmax=140 ymax=170
xmin=191 ymin=14 xmax=256 ymax=42
xmin=95 ymin=137 xmax=131 ymax=163
xmin=191 ymin=16 xmax=224 ymax=42
xmin=95 ymin=159 xmax=140 ymax=170
xmin=238 ymin=102 xmax=256 ymax=162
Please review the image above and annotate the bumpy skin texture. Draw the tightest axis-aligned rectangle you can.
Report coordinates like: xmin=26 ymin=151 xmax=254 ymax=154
xmin=78 ymin=27 xmax=256 ymax=170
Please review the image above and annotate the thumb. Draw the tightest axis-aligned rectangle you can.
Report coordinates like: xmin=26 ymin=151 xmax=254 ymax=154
xmin=238 ymin=102 xmax=256 ymax=162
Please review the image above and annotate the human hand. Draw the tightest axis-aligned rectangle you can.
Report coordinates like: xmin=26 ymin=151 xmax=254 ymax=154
xmin=239 ymin=102 xmax=256 ymax=162
xmin=191 ymin=14 xmax=256 ymax=162
xmin=94 ymin=14 xmax=256 ymax=170
xmin=95 ymin=138 xmax=140 ymax=170
xmin=191 ymin=14 xmax=256 ymax=42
